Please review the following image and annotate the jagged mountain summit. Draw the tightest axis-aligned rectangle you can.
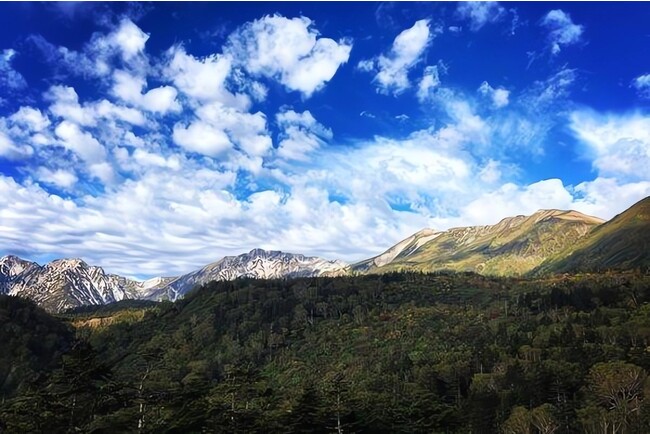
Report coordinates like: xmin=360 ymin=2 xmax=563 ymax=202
xmin=0 ymin=249 xmax=349 ymax=312
xmin=0 ymin=256 xmax=170 ymax=313
xmin=150 ymin=248 xmax=350 ymax=302
xmin=353 ymin=208 xmax=605 ymax=276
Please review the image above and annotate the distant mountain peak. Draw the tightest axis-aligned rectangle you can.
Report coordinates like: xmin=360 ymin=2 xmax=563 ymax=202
xmin=48 ymin=258 xmax=89 ymax=268
xmin=413 ymin=228 xmax=438 ymax=237
xmin=150 ymin=249 xmax=349 ymax=302
xmin=1 ymin=254 xmax=24 ymax=262
xmin=529 ymin=209 xmax=605 ymax=225
xmin=0 ymin=255 xmax=39 ymax=283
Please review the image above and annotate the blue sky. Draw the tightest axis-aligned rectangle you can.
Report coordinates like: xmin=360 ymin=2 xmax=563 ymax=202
xmin=1 ymin=2 xmax=649 ymax=278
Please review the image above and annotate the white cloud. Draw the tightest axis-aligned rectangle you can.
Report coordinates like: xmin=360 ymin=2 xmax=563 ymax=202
xmin=632 ymin=73 xmax=650 ymax=99
xmin=93 ymin=99 xmax=146 ymax=126
xmin=36 ymin=168 xmax=78 ymax=189
xmin=478 ymin=159 xmax=502 ymax=184
xmin=356 ymin=59 xmax=375 ymax=72
xmin=46 ymin=85 xmax=146 ymax=126
xmin=570 ymin=110 xmax=650 ymax=181
xmin=172 ymin=120 xmax=233 ymax=157
xmin=417 ymin=65 xmax=441 ymax=102
xmin=2 ymin=6 xmax=647 ymax=281
xmin=541 ymin=9 xmax=584 ymax=55
xmin=0 ymin=49 xmax=27 ymax=91
xmin=458 ymin=179 xmax=575 ymax=226
xmin=196 ymin=102 xmax=272 ymax=158
xmin=45 ymin=86 xmax=97 ymax=126
xmin=572 ymin=177 xmax=650 ymax=220
xmin=110 ymin=18 xmax=150 ymax=62
xmin=10 ymin=107 xmax=51 ymax=132
xmin=370 ymin=19 xmax=433 ymax=95
xmin=30 ymin=18 xmax=150 ymax=79
xmin=112 ymin=69 xmax=180 ymax=114
xmin=226 ymin=14 xmax=352 ymax=97
xmin=526 ymin=68 xmax=576 ymax=108
xmin=54 ymin=120 xmax=107 ymax=163
xmin=132 ymin=148 xmax=181 ymax=170
xmin=88 ymin=162 xmax=115 ymax=184
xmin=276 ymin=109 xmax=332 ymax=161
xmin=164 ymin=45 xmax=248 ymax=108
xmin=0 ymin=131 xmax=33 ymax=160
xmin=478 ymin=81 xmax=510 ymax=108
xmin=456 ymin=2 xmax=506 ymax=31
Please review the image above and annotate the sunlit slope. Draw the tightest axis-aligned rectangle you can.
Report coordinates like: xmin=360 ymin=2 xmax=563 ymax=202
xmin=356 ymin=209 xmax=604 ymax=276
xmin=535 ymin=196 xmax=650 ymax=274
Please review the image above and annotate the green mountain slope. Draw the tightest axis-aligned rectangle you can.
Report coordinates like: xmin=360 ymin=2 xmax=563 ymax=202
xmin=0 ymin=295 xmax=74 ymax=398
xmin=356 ymin=209 xmax=604 ymax=276
xmin=535 ymin=196 xmax=650 ymax=274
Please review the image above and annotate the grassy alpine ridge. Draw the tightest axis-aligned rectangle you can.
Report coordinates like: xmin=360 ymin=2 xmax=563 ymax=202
xmin=2 ymin=271 xmax=650 ymax=433
xmin=359 ymin=196 xmax=650 ymax=278
xmin=354 ymin=209 xmax=606 ymax=277
xmin=534 ymin=196 xmax=650 ymax=274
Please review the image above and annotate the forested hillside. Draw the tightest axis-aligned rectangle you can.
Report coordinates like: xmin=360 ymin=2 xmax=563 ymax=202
xmin=2 ymin=272 xmax=650 ymax=433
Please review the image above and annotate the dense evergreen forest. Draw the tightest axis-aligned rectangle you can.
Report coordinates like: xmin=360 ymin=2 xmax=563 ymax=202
xmin=2 ymin=271 xmax=650 ymax=433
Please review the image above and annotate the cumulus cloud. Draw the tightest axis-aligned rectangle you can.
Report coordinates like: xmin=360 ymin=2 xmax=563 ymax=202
xmin=571 ymin=177 xmax=650 ymax=220
xmin=570 ymin=110 xmax=650 ymax=181
xmin=45 ymin=84 xmax=146 ymax=127
xmin=477 ymin=81 xmax=510 ymax=108
xmin=0 ymin=131 xmax=33 ymax=160
xmin=35 ymin=167 xmax=78 ymax=189
xmin=364 ymin=19 xmax=434 ymax=95
xmin=112 ymin=69 xmax=180 ymax=114
xmin=541 ymin=9 xmax=584 ymax=55
xmin=276 ymin=109 xmax=332 ymax=161
xmin=196 ymin=102 xmax=272 ymax=158
xmin=132 ymin=148 xmax=181 ymax=170
xmin=45 ymin=85 xmax=97 ymax=126
xmin=172 ymin=121 xmax=233 ymax=157
xmin=54 ymin=120 xmax=107 ymax=164
xmin=164 ymin=45 xmax=248 ymax=108
xmin=456 ymin=2 xmax=506 ymax=31
xmin=110 ymin=18 xmax=150 ymax=62
xmin=10 ymin=107 xmax=51 ymax=132
xmin=0 ymin=49 xmax=27 ymax=91
xmin=226 ymin=14 xmax=352 ymax=97
xmin=437 ymin=176 xmax=650 ymax=229
xmin=632 ymin=73 xmax=650 ymax=99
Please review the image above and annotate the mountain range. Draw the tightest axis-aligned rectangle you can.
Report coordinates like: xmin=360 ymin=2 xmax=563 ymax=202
xmin=2 ymin=196 xmax=649 ymax=312
xmin=0 ymin=249 xmax=349 ymax=312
